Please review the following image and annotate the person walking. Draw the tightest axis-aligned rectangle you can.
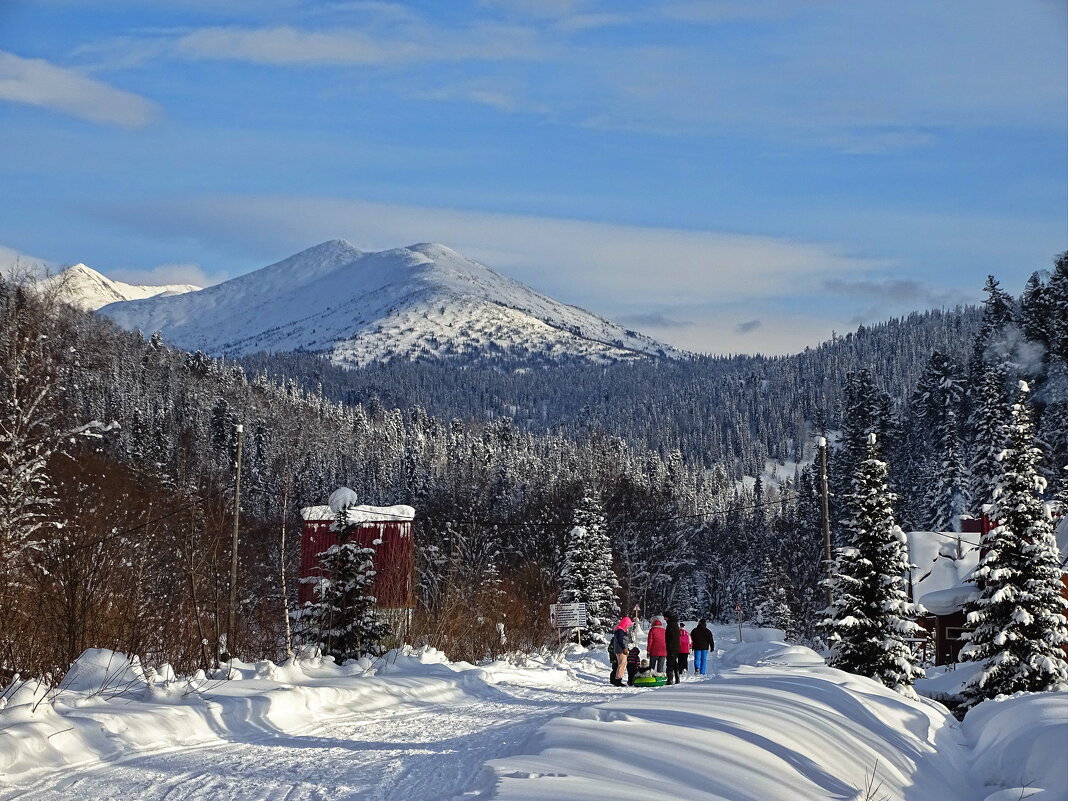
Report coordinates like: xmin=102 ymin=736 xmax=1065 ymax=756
xmin=678 ymin=623 xmax=691 ymax=676
xmin=690 ymin=619 xmax=714 ymax=675
xmin=664 ymin=612 xmax=681 ymax=685
xmin=610 ymin=616 xmax=633 ymax=686
xmin=646 ymin=617 xmax=667 ymax=674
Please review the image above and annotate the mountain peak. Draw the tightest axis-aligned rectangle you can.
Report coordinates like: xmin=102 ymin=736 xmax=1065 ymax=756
xmin=99 ymin=241 xmax=682 ymax=366
xmin=43 ymin=262 xmax=201 ymax=311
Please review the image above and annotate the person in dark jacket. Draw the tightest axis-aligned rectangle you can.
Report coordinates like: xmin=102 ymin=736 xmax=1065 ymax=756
xmin=664 ymin=612 xmax=681 ymax=685
xmin=690 ymin=619 xmax=714 ymax=675
xmin=626 ymin=646 xmax=641 ymax=685
xmin=610 ymin=616 xmax=633 ymax=686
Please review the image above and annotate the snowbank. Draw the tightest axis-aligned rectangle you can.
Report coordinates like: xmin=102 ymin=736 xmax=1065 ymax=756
xmin=0 ymin=645 xmax=551 ymax=787
xmin=962 ymin=691 xmax=1068 ymax=801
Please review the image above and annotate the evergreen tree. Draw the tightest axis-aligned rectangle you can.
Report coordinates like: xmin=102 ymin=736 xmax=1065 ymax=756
xmin=960 ymin=381 xmax=1068 ymax=706
xmin=912 ymin=352 xmax=969 ymax=530
xmin=968 ymin=362 xmax=1009 ymax=513
xmin=821 ymin=434 xmax=926 ymax=696
xmin=1018 ymin=271 xmax=1052 ymax=350
xmin=299 ymin=502 xmax=393 ymax=661
xmin=559 ymin=488 xmax=620 ymax=644
xmin=1047 ymin=252 xmax=1068 ymax=365
xmin=972 ymin=275 xmax=1017 ymax=369
xmin=754 ymin=557 xmax=798 ymax=639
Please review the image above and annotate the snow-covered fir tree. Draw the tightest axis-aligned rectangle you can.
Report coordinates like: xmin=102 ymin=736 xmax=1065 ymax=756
xmin=968 ymin=362 xmax=1009 ymax=513
xmin=559 ymin=488 xmax=620 ymax=645
xmin=960 ymin=381 xmax=1068 ymax=706
xmin=299 ymin=502 xmax=393 ymax=661
xmin=911 ymin=352 xmax=969 ymax=531
xmin=754 ymin=558 xmax=798 ymax=639
xmin=822 ymin=434 xmax=926 ymax=696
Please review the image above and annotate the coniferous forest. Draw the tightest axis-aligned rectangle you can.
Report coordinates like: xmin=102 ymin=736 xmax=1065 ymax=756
xmin=1 ymin=254 xmax=1066 ymax=681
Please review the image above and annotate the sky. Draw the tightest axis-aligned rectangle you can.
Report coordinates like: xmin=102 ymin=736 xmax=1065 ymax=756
xmin=0 ymin=0 xmax=1065 ymax=355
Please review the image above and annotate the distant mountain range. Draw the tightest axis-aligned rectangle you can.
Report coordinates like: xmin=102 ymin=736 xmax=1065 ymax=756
xmin=45 ymin=263 xmax=200 ymax=311
xmin=96 ymin=240 xmax=682 ymax=366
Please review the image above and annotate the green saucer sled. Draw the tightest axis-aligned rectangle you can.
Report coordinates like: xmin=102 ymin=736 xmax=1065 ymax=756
xmin=632 ymin=675 xmax=667 ymax=687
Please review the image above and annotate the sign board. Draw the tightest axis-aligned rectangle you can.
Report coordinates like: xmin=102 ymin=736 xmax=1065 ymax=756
xmin=549 ymin=602 xmax=588 ymax=628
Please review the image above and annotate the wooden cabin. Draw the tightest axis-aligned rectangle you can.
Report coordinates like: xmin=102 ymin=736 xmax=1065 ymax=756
xmin=299 ymin=490 xmax=416 ymax=631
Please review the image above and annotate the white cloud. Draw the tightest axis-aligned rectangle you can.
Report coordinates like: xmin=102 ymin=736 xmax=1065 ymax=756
xmin=172 ymin=23 xmax=544 ymax=66
xmin=110 ymin=262 xmax=220 ymax=288
xmin=633 ymin=304 xmax=847 ymax=356
xmin=101 ymin=194 xmax=883 ymax=310
xmin=0 ymin=50 xmax=157 ymax=127
xmin=0 ymin=243 xmax=54 ymax=278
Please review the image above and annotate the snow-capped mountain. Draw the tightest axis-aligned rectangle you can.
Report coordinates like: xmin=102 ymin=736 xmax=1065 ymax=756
xmin=43 ymin=263 xmax=200 ymax=311
xmin=98 ymin=240 xmax=682 ymax=366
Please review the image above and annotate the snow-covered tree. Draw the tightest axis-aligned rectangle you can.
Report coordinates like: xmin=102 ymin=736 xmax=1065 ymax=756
xmin=960 ymin=382 xmax=1068 ymax=706
xmin=559 ymin=488 xmax=619 ymax=645
xmin=754 ymin=558 xmax=798 ymax=639
xmin=822 ymin=434 xmax=926 ymax=696
xmin=968 ymin=362 xmax=1009 ymax=513
xmin=910 ymin=352 xmax=969 ymax=531
xmin=299 ymin=502 xmax=392 ymax=661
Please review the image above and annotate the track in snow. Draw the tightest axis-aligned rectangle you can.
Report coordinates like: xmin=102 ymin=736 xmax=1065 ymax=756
xmin=1 ymin=679 xmax=623 ymax=801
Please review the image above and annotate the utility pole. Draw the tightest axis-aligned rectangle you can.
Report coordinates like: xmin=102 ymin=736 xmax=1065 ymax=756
xmin=226 ymin=423 xmax=244 ymax=661
xmin=818 ymin=436 xmax=833 ymax=608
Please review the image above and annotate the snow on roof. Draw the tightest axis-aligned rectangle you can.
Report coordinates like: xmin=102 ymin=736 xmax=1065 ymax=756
xmin=906 ymin=531 xmax=980 ymax=610
xmin=918 ymin=583 xmax=979 ymax=616
xmin=300 ymin=504 xmax=415 ymax=523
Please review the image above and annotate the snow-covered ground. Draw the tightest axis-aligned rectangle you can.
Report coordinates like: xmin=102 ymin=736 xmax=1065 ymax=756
xmin=1 ymin=625 xmax=1064 ymax=801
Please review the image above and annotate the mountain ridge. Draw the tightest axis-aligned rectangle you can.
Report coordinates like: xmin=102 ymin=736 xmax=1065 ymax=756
xmin=98 ymin=240 xmax=683 ymax=366
xmin=43 ymin=262 xmax=200 ymax=311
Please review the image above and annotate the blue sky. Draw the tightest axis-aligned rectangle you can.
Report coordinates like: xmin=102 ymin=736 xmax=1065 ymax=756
xmin=0 ymin=0 xmax=1065 ymax=355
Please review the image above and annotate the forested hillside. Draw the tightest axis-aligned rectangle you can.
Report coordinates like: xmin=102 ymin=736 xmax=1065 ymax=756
xmin=240 ymin=307 xmax=982 ymax=477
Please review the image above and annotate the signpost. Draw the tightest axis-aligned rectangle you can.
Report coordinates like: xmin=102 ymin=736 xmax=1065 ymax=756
xmin=734 ymin=603 xmax=744 ymax=643
xmin=550 ymin=602 xmax=589 ymax=646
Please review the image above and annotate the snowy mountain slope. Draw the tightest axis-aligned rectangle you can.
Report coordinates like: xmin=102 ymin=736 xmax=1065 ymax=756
xmin=42 ymin=263 xmax=200 ymax=311
xmin=97 ymin=240 xmax=681 ymax=366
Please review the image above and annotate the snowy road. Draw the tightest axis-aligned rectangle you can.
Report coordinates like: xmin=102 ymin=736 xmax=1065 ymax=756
xmin=1 ymin=676 xmax=620 ymax=801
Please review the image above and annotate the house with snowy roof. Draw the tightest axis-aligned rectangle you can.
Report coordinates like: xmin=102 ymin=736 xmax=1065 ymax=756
xmin=299 ymin=488 xmax=417 ymax=631
xmin=907 ymin=514 xmax=1068 ymax=666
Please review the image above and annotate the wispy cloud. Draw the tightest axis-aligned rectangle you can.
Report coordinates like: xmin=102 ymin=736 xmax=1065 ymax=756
xmin=111 ymin=262 xmax=219 ymax=288
xmin=94 ymin=194 xmax=884 ymax=308
xmin=0 ymin=243 xmax=54 ymax=277
xmin=735 ymin=319 xmax=762 ymax=334
xmin=823 ymin=277 xmax=972 ymax=308
xmin=615 ymin=312 xmax=692 ymax=330
xmin=0 ymin=50 xmax=157 ymax=127
xmin=171 ymin=23 xmax=544 ymax=66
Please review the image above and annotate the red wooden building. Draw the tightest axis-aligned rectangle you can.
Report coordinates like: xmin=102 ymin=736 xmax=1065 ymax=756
xmin=299 ymin=493 xmax=416 ymax=626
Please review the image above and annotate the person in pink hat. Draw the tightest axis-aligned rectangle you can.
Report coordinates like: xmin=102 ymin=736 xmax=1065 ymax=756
xmin=610 ymin=616 xmax=633 ymax=686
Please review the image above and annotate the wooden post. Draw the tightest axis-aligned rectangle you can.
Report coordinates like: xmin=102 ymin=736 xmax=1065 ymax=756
xmin=226 ymin=423 xmax=244 ymax=660
xmin=818 ymin=436 xmax=833 ymax=608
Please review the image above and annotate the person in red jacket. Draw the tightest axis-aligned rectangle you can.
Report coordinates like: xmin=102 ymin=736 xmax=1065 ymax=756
xmin=646 ymin=617 xmax=667 ymax=674
xmin=677 ymin=623 xmax=692 ymax=675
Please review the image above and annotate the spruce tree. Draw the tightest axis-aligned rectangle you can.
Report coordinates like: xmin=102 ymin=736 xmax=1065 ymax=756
xmin=754 ymin=558 xmax=798 ymax=639
xmin=559 ymin=488 xmax=620 ymax=645
xmin=960 ymin=381 xmax=1068 ymax=706
xmin=822 ymin=434 xmax=926 ymax=696
xmin=300 ymin=503 xmax=393 ymax=661
xmin=913 ymin=352 xmax=969 ymax=531
xmin=1047 ymin=252 xmax=1068 ymax=365
xmin=968 ymin=363 xmax=1009 ymax=513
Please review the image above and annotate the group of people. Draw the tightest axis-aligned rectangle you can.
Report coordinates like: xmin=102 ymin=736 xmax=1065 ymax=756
xmin=609 ymin=613 xmax=715 ymax=687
